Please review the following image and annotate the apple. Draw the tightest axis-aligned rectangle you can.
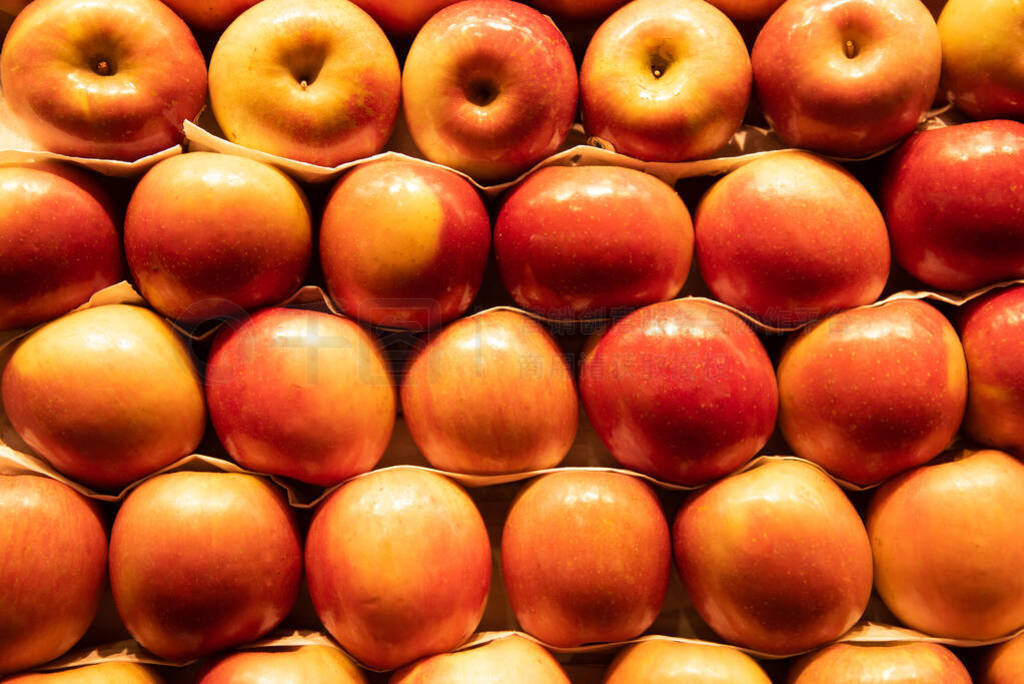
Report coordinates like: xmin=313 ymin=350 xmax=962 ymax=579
xmin=389 ymin=635 xmax=569 ymax=683
xmin=0 ymin=0 xmax=206 ymax=161
xmin=980 ymin=633 xmax=1024 ymax=684
xmin=527 ymin=0 xmax=627 ymax=20
xmin=197 ymin=646 xmax=365 ymax=684
xmin=695 ymin=150 xmax=890 ymax=327
xmin=0 ymin=1 xmax=30 ymax=16
xmin=675 ymin=459 xmax=873 ymax=655
xmin=751 ymin=0 xmax=941 ymax=157
xmin=501 ymin=470 xmax=671 ymax=647
xmin=604 ymin=640 xmax=771 ymax=684
xmin=777 ymin=299 xmax=967 ymax=485
xmin=580 ymin=299 xmax=777 ymax=486
xmin=937 ymin=0 xmax=1024 ymax=119
xmin=209 ymin=0 xmax=400 ymax=167
xmin=0 ymin=162 xmax=121 ymax=331
xmin=306 ymin=468 xmax=491 ymax=670
xmin=402 ymin=0 xmax=579 ymax=182
xmin=110 ymin=471 xmax=302 ymax=661
xmin=206 ymin=308 xmax=395 ymax=486
xmin=705 ymin=0 xmax=784 ymax=22
xmin=348 ymin=0 xmax=462 ymax=34
xmin=788 ymin=642 xmax=971 ymax=683
xmin=882 ymin=119 xmax=1024 ymax=291
xmin=320 ymin=160 xmax=490 ymax=330
xmin=868 ymin=449 xmax=1024 ymax=640
xmin=401 ymin=309 xmax=577 ymax=475
xmin=2 ymin=304 xmax=206 ymax=489
xmin=494 ymin=165 xmax=693 ymax=318
xmin=580 ymin=0 xmax=751 ymax=162
xmin=2 ymin=663 xmax=165 ymax=683
xmin=124 ymin=152 xmax=312 ymax=324
xmin=158 ymin=0 xmax=260 ymax=32
xmin=0 ymin=475 xmax=107 ymax=676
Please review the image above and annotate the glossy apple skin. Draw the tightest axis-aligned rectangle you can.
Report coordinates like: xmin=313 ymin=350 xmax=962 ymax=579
xmin=705 ymin=0 xmax=784 ymax=22
xmin=350 ymin=0 xmax=461 ymax=34
xmin=580 ymin=0 xmax=751 ymax=162
xmin=883 ymin=120 xmax=1024 ymax=291
xmin=3 ymin=663 xmax=165 ymax=683
xmin=980 ymin=633 xmax=1024 ymax=684
xmin=206 ymin=308 xmax=395 ymax=486
xmin=869 ymin=449 xmax=1024 ymax=640
xmin=527 ymin=0 xmax=627 ymax=20
xmin=752 ymin=0 xmax=940 ymax=157
xmin=402 ymin=0 xmax=578 ymax=182
xmin=321 ymin=161 xmax=490 ymax=329
xmin=778 ymin=300 xmax=967 ymax=485
xmin=159 ymin=0 xmax=260 ymax=32
xmin=110 ymin=472 xmax=302 ymax=661
xmin=1 ymin=305 xmax=206 ymax=489
xmin=580 ymin=299 xmax=778 ymax=486
xmin=197 ymin=646 xmax=365 ymax=684
xmin=209 ymin=0 xmax=400 ymax=166
xmin=938 ymin=0 xmax=1024 ymax=119
xmin=401 ymin=310 xmax=577 ymax=475
xmin=673 ymin=460 xmax=873 ymax=655
xmin=0 ymin=0 xmax=206 ymax=160
xmin=695 ymin=151 xmax=889 ymax=326
xmin=495 ymin=166 xmax=693 ymax=318
xmin=390 ymin=635 xmax=569 ymax=684
xmin=0 ymin=163 xmax=121 ymax=331
xmin=125 ymin=152 xmax=312 ymax=323
xmin=0 ymin=476 xmax=107 ymax=676
xmin=306 ymin=469 xmax=491 ymax=670
xmin=501 ymin=471 xmax=671 ymax=648
xmin=604 ymin=640 xmax=771 ymax=684
xmin=788 ymin=642 xmax=971 ymax=683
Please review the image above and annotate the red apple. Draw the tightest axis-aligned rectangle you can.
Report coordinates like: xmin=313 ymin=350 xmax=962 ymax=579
xmin=705 ymin=0 xmax=784 ymax=22
xmin=980 ymin=633 xmax=1024 ymax=684
xmin=751 ymin=0 xmax=941 ymax=157
xmin=674 ymin=459 xmax=873 ymax=655
xmin=206 ymin=308 xmax=395 ymax=486
xmin=0 ymin=475 xmax=107 ymax=675
xmin=349 ymin=0 xmax=461 ymax=34
xmin=868 ymin=449 xmax=1024 ymax=640
xmin=208 ymin=0 xmax=400 ymax=166
xmin=695 ymin=150 xmax=890 ymax=326
xmin=389 ymin=635 xmax=569 ymax=683
xmin=0 ymin=162 xmax=121 ymax=331
xmin=882 ymin=119 xmax=1024 ymax=291
xmin=527 ymin=0 xmax=627 ymax=20
xmin=604 ymin=640 xmax=771 ymax=684
xmin=2 ymin=304 xmax=207 ymax=489
xmin=110 ymin=471 xmax=302 ymax=661
xmin=501 ymin=470 xmax=671 ymax=647
xmin=197 ymin=646 xmax=365 ymax=684
xmin=306 ymin=468 xmax=491 ymax=670
xmin=580 ymin=299 xmax=778 ymax=486
xmin=3 ymin=663 xmax=165 ymax=683
xmin=494 ymin=166 xmax=693 ymax=318
xmin=0 ymin=0 xmax=206 ymax=160
xmin=580 ymin=0 xmax=751 ymax=162
xmin=0 ymin=1 xmax=30 ymax=16
xmin=320 ymin=160 xmax=490 ymax=329
xmin=402 ymin=0 xmax=579 ymax=182
xmin=777 ymin=299 xmax=967 ymax=485
xmin=401 ymin=310 xmax=577 ymax=475
xmin=159 ymin=0 xmax=259 ymax=32
xmin=788 ymin=642 xmax=971 ymax=683
xmin=124 ymin=152 xmax=312 ymax=324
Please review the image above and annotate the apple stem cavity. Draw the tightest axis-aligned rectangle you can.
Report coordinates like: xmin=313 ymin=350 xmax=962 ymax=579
xmin=843 ymin=39 xmax=858 ymax=59
xmin=649 ymin=46 xmax=674 ymax=80
xmin=465 ymin=79 xmax=498 ymax=107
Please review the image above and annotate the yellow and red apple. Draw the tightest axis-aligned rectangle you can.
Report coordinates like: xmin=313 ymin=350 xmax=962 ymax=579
xmin=980 ymin=633 xmax=1024 ymax=684
xmin=197 ymin=646 xmax=365 ymax=684
xmin=788 ymin=642 xmax=971 ymax=683
xmin=604 ymin=640 xmax=772 ymax=684
xmin=159 ymin=0 xmax=260 ymax=32
xmin=390 ymin=635 xmax=569 ymax=683
xmin=349 ymin=0 xmax=461 ymax=34
xmin=705 ymin=0 xmax=784 ymax=22
xmin=2 ymin=663 xmax=165 ymax=683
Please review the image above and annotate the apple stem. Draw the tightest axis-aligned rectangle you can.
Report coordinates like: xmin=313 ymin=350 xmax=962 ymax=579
xmin=300 ymin=79 xmax=308 ymax=90
xmin=843 ymin=39 xmax=858 ymax=59
xmin=94 ymin=60 xmax=113 ymax=76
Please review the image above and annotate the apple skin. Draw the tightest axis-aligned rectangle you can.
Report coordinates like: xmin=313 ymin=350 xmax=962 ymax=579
xmin=980 ymin=633 xmax=1024 ymax=684
xmin=751 ymin=0 xmax=941 ymax=157
xmin=320 ymin=161 xmax=490 ymax=330
xmin=349 ymin=0 xmax=461 ymax=34
xmin=197 ymin=646 xmax=365 ymax=684
xmin=527 ymin=0 xmax=627 ymax=20
xmin=788 ymin=642 xmax=971 ymax=683
xmin=705 ymin=0 xmax=784 ymax=22
xmin=695 ymin=150 xmax=890 ymax=326
xmin=0 ymin=0 xmax=206 ymax=161
xmin=0 ymin=162 xmax=121 ymax=331
xmin=501 ymin=470 xmax=671 ymax=648
xmin=580 ymin=0 xmax=751 ymax=162
xmin=494 ymin=166 xmax=693 ymax=318
xmin=389 ymin=635 xmax=569 ymax=684
xmin=209 ymin=0 xmax=400 ymax=167
xmin=673 ymin=459 xmax=873 ymax=655
xmin=777 ymin=299 xmax=967 ymax=485
xmin=306 ymin=468 xmax=491 ymax=671
xmin=869 ymin=449 xmax=1024 ymax=640
xmin=882 ymin=119 xmax=1024 ymax=291
xmin=158 ymin=0 xmax=260 ymax=32
xmin=603 ymin=640 xmax=771 ymax=684
xmin=938 ymin=0 xmax=1024 ymax=119
xmin=401 ymin=310 xmax=577 ymax=475
xmin=2 ymin=663 xmax=165 ymax=683
xmin=0 ymin=1 xmax=31 ymax=15
xmin=402 ymin=0 xmax=579 ymax=182
xmin=580 ymin=299 xmax=778 ymax=486
xmin=109 ymin=471 xmax=303 ymax=661
xmin=124 ymin=152 xmax=312 ymax=324
xmin=1 ymin=304 xmax=207 ymax=489
xmin=0 ymin=475 xmax=107 ymax=676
